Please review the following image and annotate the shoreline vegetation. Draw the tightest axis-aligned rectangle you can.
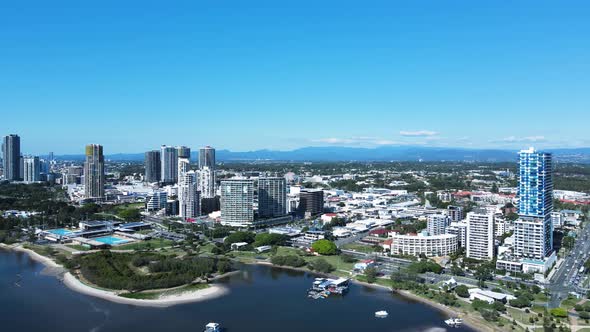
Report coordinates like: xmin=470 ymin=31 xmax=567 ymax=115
xmin=0 ymin=243 xmax=229 ymax=308
xmin=3 ymin=242 xmax=500 ymax=331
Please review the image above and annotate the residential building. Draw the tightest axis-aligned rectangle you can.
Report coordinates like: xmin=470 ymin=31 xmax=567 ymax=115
xmin=514 ymin=147 xmax=553 ymax=259
xmin=177 ymin=146 xmax=191 ymax=159
xmin=146 ymin=191 xmax=167 ymax=211
xmin=178 ymin=170 xmax=200 ymax=219
xmin=258 ymin=177 xmax=287 ymax=218
xmin=388 ymin=231 xmax=458 ymax=257
xmin=160 ymin=145 xmax=178 ymax=184
xmin=83 ymin=144 xmax=105 ymax=201
xmin=447 ymin=205 xmax=464 ymax=222
xmin=220 ymin=179 xmax=254 ymax=226
xmin=23 ymin=156 xmax=41 ymax=183
xmin=427 ymin=214 xmax=450 ymax=236
xmin=298 ymin=189 xmax=324 ymax=217
xmin=178 ymin=157 xmax=190 ymax=182
xmin=446 ymin=221 xmax=467 ymax=248
xmin=199 ymin=146 xmax=215 ymax=169
xmin=2 ymin=134 xmax=20 ymax=181
xmin=466 ymin=211 xmax=495 ymax=261
xmin=197 ymin=166 xmax=215 ymax=198
xmin=144 ymin=150 xmax=161 ymax=183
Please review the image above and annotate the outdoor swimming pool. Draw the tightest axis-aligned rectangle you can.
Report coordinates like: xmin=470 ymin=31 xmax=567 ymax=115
xmin=46 ymin=229 xmax=73 ymax=236
xmin=93 ymin=236 xmax=131 ymax=245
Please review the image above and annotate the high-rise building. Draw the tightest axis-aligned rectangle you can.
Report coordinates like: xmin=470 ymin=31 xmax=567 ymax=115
xmin=446 ymin=221 xmax=468 ymax=248
xmin=427 ymin=214 xmax=450 ymax=236
xmin=146 ymin=191 xmax=167 ymax=211
xmin=199 ymin=146 xmax=215 ymax=169
xmin=447 ymin=205 xmax=464 ymax=222
xmin=466 ymin=211 xmax=495 ymax=261
xmin=144 ymin=150 xmax=161 ymax=183
xmin=84 ymin=144 xmax=105 ymax=201
xmin=178 ymin=157 xmax=190 ymax=182
xmin=23 ymin=156 xmax=41 ymax=183
xmin=220 ymin=179 xmax=254 ymax=226
xmin=258 ymin=177 xmax=287 ymax=218
xmin=177 ymin=146 xmax=191 ymax=159
xmin=197 ymin=166 xmax=216 ymax=198
xmin=2 ymin=134 xmax=21 ymax=181
xmin=160 ymin=145 xmax=178 ymax=184
xmin=514 ymin=147 xmax=553 ymax=259
xmin=178 ymin=171 xmax=200 ymax=219
xmin=298 ymin=189 xmax=324 ymax=217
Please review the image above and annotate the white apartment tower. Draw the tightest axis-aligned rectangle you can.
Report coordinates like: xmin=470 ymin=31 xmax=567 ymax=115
xmin=220 ymin=179 xmax=254 ymax=226
xmin=466 ymin=211 xmax=495 ymax=261
xmin=23 ymin=156 xmax=41 ymax=183
xmin=197 ymin=166 xmax=216 ymax=198
xmin=178 ymin=170 xmax=200 ymax=219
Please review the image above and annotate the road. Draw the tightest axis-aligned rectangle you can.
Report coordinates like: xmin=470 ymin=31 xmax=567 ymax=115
xmin=547 ymin=221 xmax=590 ymax=308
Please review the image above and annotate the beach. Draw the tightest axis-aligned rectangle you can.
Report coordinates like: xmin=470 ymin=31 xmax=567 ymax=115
xmin=0 ymin=243 xmax=229 ymax=308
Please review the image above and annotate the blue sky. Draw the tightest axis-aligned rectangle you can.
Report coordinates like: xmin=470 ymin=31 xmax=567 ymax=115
xmin=1 ymin=1 xmax=589 ymax=154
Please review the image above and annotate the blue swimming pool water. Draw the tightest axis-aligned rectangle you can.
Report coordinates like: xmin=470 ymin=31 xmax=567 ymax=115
xmin=93 ymin=236 xmax=131 ymax=245
xmin=46 ymin=229 xmax=73 ymax=236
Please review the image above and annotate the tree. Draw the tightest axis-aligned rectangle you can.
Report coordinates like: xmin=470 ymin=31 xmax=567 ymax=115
xmin=253 ymin=233 xmax=287 ymax=247
xmin=455 ymin=285 xmax=470 ymax=298
xmin=311 ymin=239 xmax=337 ymax=255
xmin=308 ymin=258 xmax=335 ymax=273
xmin=563 ymin=236 xmax=575 ymax=251
xmin=119 ymin=208 xmax=141 ymax=221
xmin=224 ymin=231 xmax=255 ymax=246
xmin=365 ymin=266 xmax=378 ymax=284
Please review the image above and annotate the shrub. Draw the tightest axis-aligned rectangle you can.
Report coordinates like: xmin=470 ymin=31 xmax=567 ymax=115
xmin=308 ymin=258 xmax=335 ymax=273
xmin=455 ymin=285 xmax=470 ymax=298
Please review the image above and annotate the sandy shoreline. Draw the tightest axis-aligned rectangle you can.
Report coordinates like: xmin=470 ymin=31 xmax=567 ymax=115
xmin=62 ymin=272 xmax=228 ymax=308
xmin=1 ymin=243 xmax=228 ymax=308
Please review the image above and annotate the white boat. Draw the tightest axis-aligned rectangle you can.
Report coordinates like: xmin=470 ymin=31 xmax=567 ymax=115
xmin=204 ymin=322 xmax=221 ymax=332
xmin=444 ymin=318 xmax=463 ymax=327
xmin=375 ymin=310 xmax=389 ymax=318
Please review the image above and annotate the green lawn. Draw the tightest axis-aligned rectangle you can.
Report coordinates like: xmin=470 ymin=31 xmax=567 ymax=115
xmin=66 ymin=244 xmax=90 ymax=251
xmin=507 ymin=307 xmax=538 ymax=325
xmin=534 ymin=293 xmax=549 ymax=302
xmin=340 ymin=243 xmax=377 ymax=253
xmin=561 ymin=296 xmax=580 ymax=310
xmin=116 ymin=239 xmax=175 ymax=251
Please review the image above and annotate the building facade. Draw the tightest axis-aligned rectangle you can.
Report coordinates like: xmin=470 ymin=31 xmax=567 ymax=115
xmin=160 ymin=145 xmax=178 ymax=184
xmin=514 ymin=147 xmax=553 ymax=259
xmin=198 ymin=146 xmax=215 ymax=169
xmin=427 ymin=214 xmax=450 ymax=236
xmin=177 ymin=146 xmax=191 ymax=159
xmin=144 ymin=150 xmax=161 ymax=183
xmin=466 ymin=211 xmax=495 ymax=261
xmin=23 ymin=156 xmax=41 ymax=183
xmin=178 ymin=157 xmax=190 ymax=182
xmin=2 ymin=134 xmax=21 ymax=181
xmin=220 ymin=179 xmax=254 ymax=226
xmin=446 ymin=221 xmax=468 ymax=248
xmin=447 ymin=205 xmax=464 ymax=222
xmin=83 ymin=144 xmax=105 ymax=201
xmin=178 ymin=170 xmax=200 ymax=219
xmin=298 ymin=189 xmax=324 ymax=217
xmin=388 ymin=231 xmax=458 ymax=257
xmin=197 ymin=166 xmax=216 ymax=198
xmin=258 ymin=177 xmax=287 ymax=218
xmin=146 ymin=191 xmax=167 ymax=211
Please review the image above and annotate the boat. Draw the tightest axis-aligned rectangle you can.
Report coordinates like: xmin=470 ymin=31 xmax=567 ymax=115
xmin=375 ymin=310 xmax=388 ymax=318
xmin=444 ymin=317 xmax=463 ymax=327
xmin=204 ymin=322 xmax=221 ymax=332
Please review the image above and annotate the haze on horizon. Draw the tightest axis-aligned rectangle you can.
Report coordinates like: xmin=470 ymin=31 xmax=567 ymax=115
xmin=1 ymin=1 xmax=589 ymax=155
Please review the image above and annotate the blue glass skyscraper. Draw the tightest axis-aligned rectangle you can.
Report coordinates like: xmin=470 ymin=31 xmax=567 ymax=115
xmin=515 ymin=147 xmax=553 ymax=259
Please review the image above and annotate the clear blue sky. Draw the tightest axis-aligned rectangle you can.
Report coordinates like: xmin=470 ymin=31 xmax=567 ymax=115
xmin=1 ymin=1 xmax=589 ymax=154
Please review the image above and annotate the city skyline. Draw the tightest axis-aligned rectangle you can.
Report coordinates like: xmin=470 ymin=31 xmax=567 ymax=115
xmin=1 ymin=1 xmax=590 ymax=153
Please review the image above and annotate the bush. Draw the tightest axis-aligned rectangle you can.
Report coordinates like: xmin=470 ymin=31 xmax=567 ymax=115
xmin=407 ymin=260 xmax=443 ymax=274
xmin=271 ymin=255 xmax=306 ymax=268
xmin=311 ymin=239 xmax=338 ymax=255
xmin=364 ymin=266 xmax=378 ymax=284
xmin=308 ymin=258 xmax=335 ymax=273
xmin=455 ymin=285 xmax=470 ymax=298
xmin=341 ymin=254 xmax=357 ymax=263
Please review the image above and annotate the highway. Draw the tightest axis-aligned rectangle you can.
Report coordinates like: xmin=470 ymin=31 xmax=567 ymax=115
xmin=547 ymin=221 xmax=590 ymax=308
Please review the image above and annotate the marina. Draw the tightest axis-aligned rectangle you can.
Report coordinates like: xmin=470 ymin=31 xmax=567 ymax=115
xmin=307 ymin=277 xmax=350 ymax=299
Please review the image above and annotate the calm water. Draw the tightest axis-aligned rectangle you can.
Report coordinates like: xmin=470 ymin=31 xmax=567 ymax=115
xmin=0 ymin=249 xmax=474 ymax=332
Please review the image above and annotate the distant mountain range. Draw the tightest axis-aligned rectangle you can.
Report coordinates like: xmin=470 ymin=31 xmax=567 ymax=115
xmin=55 ymin=146 xmax=590 ymax=163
